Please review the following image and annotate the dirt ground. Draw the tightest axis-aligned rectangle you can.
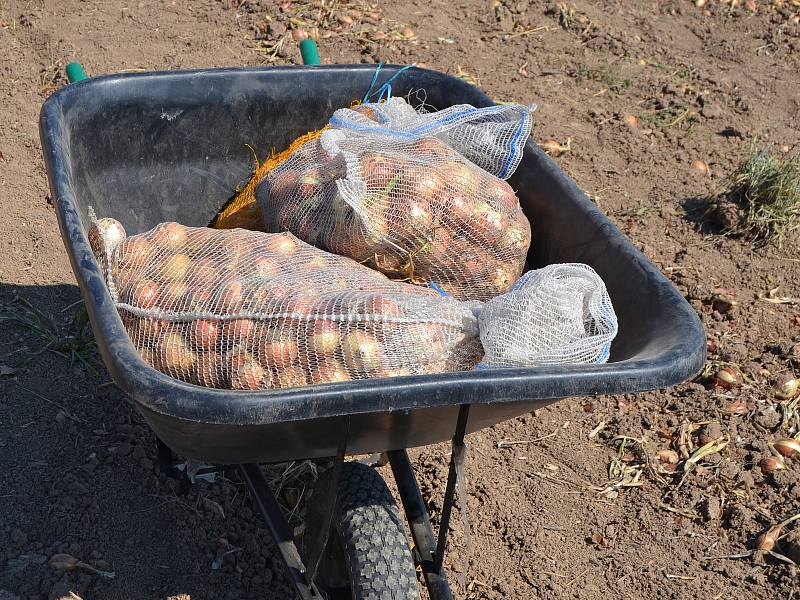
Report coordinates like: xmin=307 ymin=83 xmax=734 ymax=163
xmin=2 ymin=0 xmax=800 ymax=599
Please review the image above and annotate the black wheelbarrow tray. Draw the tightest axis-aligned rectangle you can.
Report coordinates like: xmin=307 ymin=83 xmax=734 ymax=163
xmin=40 ymin=65 xmax=706 ymax=600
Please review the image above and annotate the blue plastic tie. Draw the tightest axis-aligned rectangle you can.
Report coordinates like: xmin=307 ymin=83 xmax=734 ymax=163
xmin=428 ymin=281 xmax=449 ymax=297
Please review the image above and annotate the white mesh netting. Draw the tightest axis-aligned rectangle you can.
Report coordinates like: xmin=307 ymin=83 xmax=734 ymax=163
xmin=257 ymin=97 xmax=534 ymax=302
xmin=91 ymin=221 xmax=618 ymax=391
xmin=478 ymin=264 xmax=618 ymax=367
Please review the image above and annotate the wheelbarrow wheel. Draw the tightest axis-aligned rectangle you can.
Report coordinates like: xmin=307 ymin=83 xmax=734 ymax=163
xmin=316 ymin=461 xmax=420 ymax=600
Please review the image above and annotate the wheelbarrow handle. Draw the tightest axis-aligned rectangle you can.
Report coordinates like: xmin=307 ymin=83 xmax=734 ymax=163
xmin=65 ymin=38 xmax=318 ymax=86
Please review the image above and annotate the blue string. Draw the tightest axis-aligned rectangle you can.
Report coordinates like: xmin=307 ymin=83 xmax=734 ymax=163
xmin=362 ymin=63 xmax=417 ymax=103
xmin=361 ymin=62 xmax=385 ymax=103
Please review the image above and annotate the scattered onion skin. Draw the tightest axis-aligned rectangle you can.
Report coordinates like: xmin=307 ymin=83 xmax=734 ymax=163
xmin=775 ymin=373 xmax=799 ymax=401
xmin=759 ymin=455 xmax=786 ymax=475
xmin=714 ymin=367 xmax=739 ymax=389
xmin=773 ymin=438 xmax=800 ymax=459
xmin=690 ymin=159 xmax=710 ymax=176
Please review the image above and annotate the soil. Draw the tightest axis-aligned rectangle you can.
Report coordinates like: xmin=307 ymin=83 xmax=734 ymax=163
xmin=2 ymin=1 xmax=800 ymax=599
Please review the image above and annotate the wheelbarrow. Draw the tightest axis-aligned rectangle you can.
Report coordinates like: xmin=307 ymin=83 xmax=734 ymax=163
xmin=39 ymin=64 xmax=706 ymax=599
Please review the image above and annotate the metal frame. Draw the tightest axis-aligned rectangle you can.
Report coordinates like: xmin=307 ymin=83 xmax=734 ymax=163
xmin=157 ymin=405 xmax=470 ymax=600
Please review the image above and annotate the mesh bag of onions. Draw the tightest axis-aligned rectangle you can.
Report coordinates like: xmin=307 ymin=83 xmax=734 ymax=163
xmin=256 ymin=97 xmax=535 ymax=302
xmin=90 ymin=219 xmax=617 ymax=391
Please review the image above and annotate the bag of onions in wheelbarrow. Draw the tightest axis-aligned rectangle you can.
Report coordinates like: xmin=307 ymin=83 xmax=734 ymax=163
xmin=253 ymin=97 xmax=535 ymax=302
xmin=90 ymin=219 xmax=617 ymax=391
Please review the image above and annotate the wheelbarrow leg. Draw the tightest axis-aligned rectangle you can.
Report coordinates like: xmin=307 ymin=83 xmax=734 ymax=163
xmin=239 ymin=463 xmax=324 ymax=600
xmin=303 ymin=417 xmax=350 ymax=582
xmin=388 ymin=449 xmax=454 ymax=600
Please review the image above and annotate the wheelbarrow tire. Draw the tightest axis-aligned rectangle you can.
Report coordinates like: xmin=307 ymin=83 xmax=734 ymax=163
xmin=324 ymin=461 xmax=420 ymax=600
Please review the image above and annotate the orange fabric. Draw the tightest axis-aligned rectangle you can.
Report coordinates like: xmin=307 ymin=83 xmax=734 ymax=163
xmin=212 ymin=126 xmax=329 ymax=230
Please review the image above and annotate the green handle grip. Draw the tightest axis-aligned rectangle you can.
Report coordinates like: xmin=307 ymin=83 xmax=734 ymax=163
xmin=300 ymin=39 xmax=320 ymax=65
xmin=66 ymin=62 xmax=88 ymax=83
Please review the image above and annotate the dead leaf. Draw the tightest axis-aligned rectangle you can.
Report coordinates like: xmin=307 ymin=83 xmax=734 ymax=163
xmin=0 ymin=365 xmax=18 ymax=376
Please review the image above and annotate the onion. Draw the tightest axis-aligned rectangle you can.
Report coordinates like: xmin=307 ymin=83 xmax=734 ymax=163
xmin=759 ymin=455 xmax=786 ymax=474
xmin=501 ymin=222 xmax=532 ymax=254
xmin=187 ymin=288 xmax=214 ymax=312
xmin=690 ymin=160 xmax=710 ymax=176
xmin=128 ymin=279 xmax=161 ymax=309
xmin=443 ymin=189 xmax=476 ymax=224
xmin=405 ymin=169 xmax=444 ymax=203
xmin=775 ymin=373 xmax=799 ymax=401
xmin=88 ymin=218 xmax=127 ymax=257
xmin=216 ymin=281 xmax=244 ymax=312
xmin=488 ymin=263 xmax=518 ymax=292
xmin=270 ymin=170 xmax=299 ymax=201
xmin=136 ymin=318 xmax=171 ymax=342
xmin=297 ymin=169 xmax=322 ymax=200
xmin=307 ymin=320 xmax=342 ymax=356
xmin=192 ymin=351 xmax=223 ymax=388
xmin=443 ymin=161 xmax=481 ymax=194
xmin=231 ymin=356 xmax=267 ymax=390
xmin=152 ymin=222 xmax=188 ymax=251
xmin=222 ymin=318 xmax=255 ymax=341
xmin=189 ymin=320 xmax=220 ymax=350
xmin=486 ymin=180 xmax=519 ymax=211
xmin=310 ymin=360 xmax=351 ymax=384
xmin=118 ymin=237 xmax=153 ymax=270
xmin=159 ymin=281 xmax=188 ymax=310
xmin=362 ymin=154 xmax=398 ymax=188
xmin=157 ymin=253 xmax=191 ymax=282
xmin=266 ymin=234 xmax=299 ymax=257
xmin=306 ymin=255 xmax=329 ymax=272
xmin=160 ymin=332 xmax=197 ymax=376
xmin=187 ymin=258 xmax=219 ymax=288
xmin=274 ymin=365 xmax=308 ymax=388
xmin=372 ymin=296 xmax=401 ymax=317
xmin=342 ymin=331 xmax=384 ymax=372
xmin=714 ymin=367 xmax=739 ymax=389
xmin=259 ymin=337 xmax=300 ymax=368
xmin=470 ymin=202 xmax=507 ymax=243
xmin=755 ymin=525 xmax=782 ymax=551
xmin=406 ymin=197 xmax=435 ymax=232
xmin=414 ymin=138 xmax=454 ymax=157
